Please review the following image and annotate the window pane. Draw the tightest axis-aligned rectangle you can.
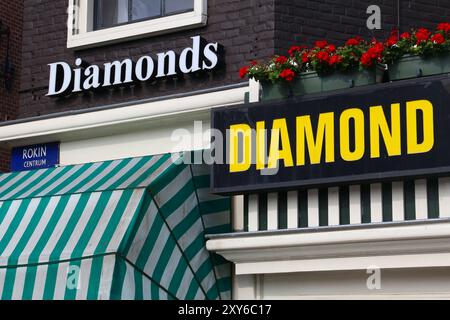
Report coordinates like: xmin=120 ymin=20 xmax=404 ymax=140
xmin=164 ymin=0 xmax=194 ymax=14
xmin=95 ymin=0 xmax=129 ymax=29
xmin=132 ymin=0 xmax=161 ymax=21
xmin=117 ymin=0 xmax=130 ymax=23
xmin=94 ymin=0 xmax=195 ymax=30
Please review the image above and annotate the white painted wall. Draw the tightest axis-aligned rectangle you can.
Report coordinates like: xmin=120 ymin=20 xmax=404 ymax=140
xmin=60 ymin=114 xmax=211 ymax=165
xmin=209 ymin=220 xmax=450 ymax=299
xmin=233 ymin=274 xmax=258 ymax=300
xmin=260 ymin=268 xmax=450 ymax=300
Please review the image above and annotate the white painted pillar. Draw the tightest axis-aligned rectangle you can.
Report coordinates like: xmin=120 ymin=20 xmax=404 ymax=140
xmin=232 ymin=195 xmax=245 ymax=232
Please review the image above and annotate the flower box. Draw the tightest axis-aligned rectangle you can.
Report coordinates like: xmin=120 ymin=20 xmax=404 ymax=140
xmin=260 ymin=68 xmax=383 ymax=102
xmin=388 ymin=53 xmax=450 ymax=81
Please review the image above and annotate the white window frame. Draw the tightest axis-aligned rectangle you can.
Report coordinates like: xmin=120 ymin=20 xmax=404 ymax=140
xmin=67 ymin=0 xmax=208 ymax=49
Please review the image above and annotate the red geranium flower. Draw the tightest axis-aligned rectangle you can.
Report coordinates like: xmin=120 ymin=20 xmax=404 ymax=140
xmin=328 ymin=55 xmax=343 ymax=66
xmin=360 ymin=52 xmax=373 ymax=67
xmin=415 ymin=28 xmax=431 ymax=44
xmin=371 ymin=42 xmax=385 ymax=57
xmin=301 ymin=52 xmax=310 ymax=63
xmin=288 ymin=46 xmax=302 ymax=56
xmin=327 ymin=44 xmax=336 ymax=53
xmin=346 ymin=38 xmax=361 ymax=46
xmin=280 ymin=69 xmax=296 ymax=81
xmin=315 ymin=40 xmax=328 ymax=49
xmin=437 ymin=22 xmax=450 ymax=33
xmin=361 ymin=42 xmax=384 ymax=67
xmin=400 ymin=32 xmax=411 ymax=40
xmin=275 ymin=55 xmax=288 ymax=64
xmin=239 ymin=66 xmax=249 ymax=78
xmin=316 ymin=51 xmax=330 ymax=62
xmin=431 ymin=33 xmax=445 ymax=44
xmin=386 ymin=35 xmax=398 ymax=47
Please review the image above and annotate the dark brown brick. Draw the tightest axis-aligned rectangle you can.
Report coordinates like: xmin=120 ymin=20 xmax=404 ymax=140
xmin=0 ymin=0 xmax=23 ymax=172
xmin=275 ymin=0 xmax=450 ymax=54
xmin=18 ymin=0 xmax=276 ymax=119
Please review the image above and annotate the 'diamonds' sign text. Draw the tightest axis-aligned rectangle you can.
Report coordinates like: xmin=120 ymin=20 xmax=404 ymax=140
xmin=47 ymin=36 xmax=222 ymax=97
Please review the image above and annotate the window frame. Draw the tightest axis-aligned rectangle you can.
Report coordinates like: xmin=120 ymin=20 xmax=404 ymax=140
xmin=67 ymin=0 xmax=207 ymax=49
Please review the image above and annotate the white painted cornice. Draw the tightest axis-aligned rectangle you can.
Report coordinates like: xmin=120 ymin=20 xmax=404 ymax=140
xmin=0 ymin=85 xmax=248 ymax=147
xmin=207 ymin=220 xmax=450 ymax=275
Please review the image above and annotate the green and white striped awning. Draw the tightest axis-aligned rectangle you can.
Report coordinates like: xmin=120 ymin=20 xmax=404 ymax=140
xmin=0 ymin=153 xmax=231 ymax=300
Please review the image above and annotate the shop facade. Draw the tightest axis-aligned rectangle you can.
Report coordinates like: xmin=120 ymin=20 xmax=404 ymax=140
xmin=0 ymin=0 xmax=266 ymax=300
xmin=208 ymin=75 xmax=450 ymax=299
xmin=1 ymin=0 xmax=450 ymax=300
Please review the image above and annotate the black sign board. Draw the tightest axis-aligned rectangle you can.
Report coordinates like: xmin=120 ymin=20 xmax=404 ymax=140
xmin=211 ymin=76 xmax=450 ymax=195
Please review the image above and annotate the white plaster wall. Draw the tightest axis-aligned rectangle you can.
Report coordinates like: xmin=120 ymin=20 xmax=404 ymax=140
xmin=60 ymin=115 xmax=211 ymax=165
xmin=261 ymin=268 xmax=450 ymax=300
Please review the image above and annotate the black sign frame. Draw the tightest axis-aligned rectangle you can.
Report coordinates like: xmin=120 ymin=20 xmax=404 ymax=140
xmin=211 ymin=75 xmax=450 ymax=195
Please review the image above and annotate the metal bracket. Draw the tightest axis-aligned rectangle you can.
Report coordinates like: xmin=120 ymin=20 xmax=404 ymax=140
xmin=417 ymin=68 xmax=424 ymax=78
xmin=348 ymin=79 xmax=355 ymax=88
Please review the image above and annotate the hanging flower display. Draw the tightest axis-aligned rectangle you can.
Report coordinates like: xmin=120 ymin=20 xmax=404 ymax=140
xmin=240 ymin=22 xmax=450 ymax=83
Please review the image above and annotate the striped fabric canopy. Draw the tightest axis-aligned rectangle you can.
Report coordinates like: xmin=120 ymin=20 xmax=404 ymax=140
xmin=0 ymin=152 xmax=231 ymax=300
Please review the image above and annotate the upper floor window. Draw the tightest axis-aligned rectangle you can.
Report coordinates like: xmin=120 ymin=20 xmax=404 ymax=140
xmin=67 ymin=0 xmax=207 ymax=49
xmin=94 ymin=0 xmax=195 ymax=30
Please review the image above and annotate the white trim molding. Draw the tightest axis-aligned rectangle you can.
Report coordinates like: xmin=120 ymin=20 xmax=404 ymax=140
xmin=207 ymin=220 xmax=450 ymax=275
xmin=0 ymin=85 xmax=248 ymax=147
xmin=68 ymin=0 xmax=208 ymax=49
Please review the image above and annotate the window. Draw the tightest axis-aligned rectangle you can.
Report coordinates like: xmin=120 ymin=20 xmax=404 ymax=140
xmin=67 ymin=0 xmax=207 ymax=49
xmin=94 ymin=0 xmax=195 ymax=30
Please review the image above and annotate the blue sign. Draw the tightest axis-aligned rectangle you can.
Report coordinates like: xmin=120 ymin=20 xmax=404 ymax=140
xmin=11 ymin=142 xmax=60 ymax=172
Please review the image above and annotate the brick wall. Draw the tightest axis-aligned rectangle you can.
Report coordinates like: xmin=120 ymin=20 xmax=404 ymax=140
xmin=0 ymin=147 xmax=9 ymax=172
xmin=275 ymin=0 xmax=450 ymax=54
xmin=0 ymin=0 xmax=23 ymax=172
xmin=19 ymin=0 xmax=275 ymax=119
xmin=16 ymin=1 xmax=450 ymax=119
